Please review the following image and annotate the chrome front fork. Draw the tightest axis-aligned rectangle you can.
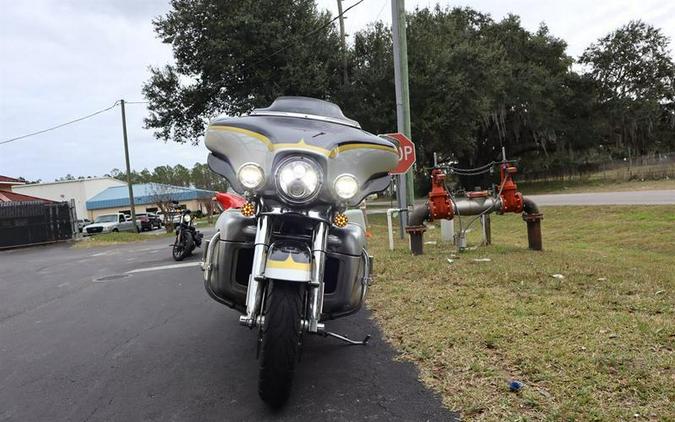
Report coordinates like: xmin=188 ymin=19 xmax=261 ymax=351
xmin=307 ymin=221 xmax=328 ymax=333
xmin=239 ymin=215 xmax=271 ymax=328
xmin=238 ymin=217 xmax=329 ymax=333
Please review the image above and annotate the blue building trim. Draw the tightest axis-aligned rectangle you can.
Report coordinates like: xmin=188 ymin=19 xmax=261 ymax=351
xmin=86 ymin=183 xmax=215 ymax=210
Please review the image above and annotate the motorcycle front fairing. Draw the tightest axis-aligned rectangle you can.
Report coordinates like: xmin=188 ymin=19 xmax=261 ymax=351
xmin=204 ymin=98 xmax=398 ymax=208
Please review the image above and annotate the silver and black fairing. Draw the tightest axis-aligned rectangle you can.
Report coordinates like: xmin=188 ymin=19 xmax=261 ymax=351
xmin=205 ymin=96 xmax=398 ymax=208
xmin=202 ymin=96 xmax=397 ymax=329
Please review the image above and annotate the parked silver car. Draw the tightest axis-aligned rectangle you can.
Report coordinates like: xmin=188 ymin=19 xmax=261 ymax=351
xmin=83 ymin=213 xmax=139 ymax=235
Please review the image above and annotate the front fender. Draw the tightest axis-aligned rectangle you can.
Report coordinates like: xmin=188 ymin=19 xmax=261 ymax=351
xmin=264 ymin=240 xmax=311 ymax=282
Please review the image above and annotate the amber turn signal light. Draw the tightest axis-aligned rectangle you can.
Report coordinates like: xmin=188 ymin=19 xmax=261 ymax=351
xmin=240 ymin=202 xmax=255 ymax=217
xmin=333 ymin=213 xmax=348 ymax=228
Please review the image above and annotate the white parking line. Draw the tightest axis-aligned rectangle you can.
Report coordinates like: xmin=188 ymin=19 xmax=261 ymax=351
xmin=126 ymin=262 xmax=201 ymax=274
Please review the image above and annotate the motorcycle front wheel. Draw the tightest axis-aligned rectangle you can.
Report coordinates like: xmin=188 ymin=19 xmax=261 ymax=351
xmin=172 ymin=231 xmax=193 ymax=261
xmin=258 ymin=281 xmax=304 ymax=408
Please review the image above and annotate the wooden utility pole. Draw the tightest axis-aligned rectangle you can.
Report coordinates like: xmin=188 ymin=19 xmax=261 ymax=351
xmin=337 ymin=0 xmax=348 ymax=84
xmin=120 ymin=99 xmax=137 ymax=229
xmin=391 ymin=0 xmax=414 ymax=237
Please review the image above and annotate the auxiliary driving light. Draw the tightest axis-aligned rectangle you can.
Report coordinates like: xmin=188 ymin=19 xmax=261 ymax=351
xmin=237 ymin=163 xmax=265 ymax=190
xmin=334 ymin=174 xmax=358 ymax=200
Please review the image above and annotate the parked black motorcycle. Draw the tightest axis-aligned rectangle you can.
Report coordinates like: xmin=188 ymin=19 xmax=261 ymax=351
xmin=172 ymin=209 xmax=203 ymax=261
xmin=200 ymin=97 xmax=399 ymax=407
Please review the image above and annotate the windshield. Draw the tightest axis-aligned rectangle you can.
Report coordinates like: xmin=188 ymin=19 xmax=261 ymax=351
xmin=95 ymin=215 xmax=117 ymax=223
xmin=250 ymin=96 xmax=360 ymax=128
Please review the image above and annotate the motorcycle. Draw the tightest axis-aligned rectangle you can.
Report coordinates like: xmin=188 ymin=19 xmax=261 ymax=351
xmin=200 ymin=96 xmax=399 ymax=407
xmin=172 ymin=209 xmax=203 ymax=261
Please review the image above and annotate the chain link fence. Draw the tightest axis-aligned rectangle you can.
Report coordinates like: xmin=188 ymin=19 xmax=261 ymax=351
xmin=519 ymin=153 xmax=675 ymax=182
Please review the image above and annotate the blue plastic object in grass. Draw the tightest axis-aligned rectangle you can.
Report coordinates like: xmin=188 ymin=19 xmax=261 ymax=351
xmin=509 ymin=380 xmax=524 ymax=392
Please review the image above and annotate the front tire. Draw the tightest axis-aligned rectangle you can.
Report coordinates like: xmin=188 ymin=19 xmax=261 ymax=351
xmin=258 ymin=281 xmax=304 ymax=408
xmin=172 ymin=231 xmax=193 ymax=261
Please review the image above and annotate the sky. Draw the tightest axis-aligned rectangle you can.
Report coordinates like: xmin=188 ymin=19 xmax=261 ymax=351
xmin=1 ymin=0 xmax=673 ymax=182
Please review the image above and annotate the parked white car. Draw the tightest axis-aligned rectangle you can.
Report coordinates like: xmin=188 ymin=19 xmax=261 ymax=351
xmin=76 ymin=218 xmax=92 ymax=233
xmin=83 ymin=213 xmax=139 ymax=235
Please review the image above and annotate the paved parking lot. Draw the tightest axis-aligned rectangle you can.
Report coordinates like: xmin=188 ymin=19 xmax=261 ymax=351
xmin=0 ymin=233 xmax=455 ymax=421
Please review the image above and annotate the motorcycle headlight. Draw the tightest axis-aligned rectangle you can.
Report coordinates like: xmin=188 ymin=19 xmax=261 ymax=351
xmin=237 ymin=163 xmax=265 ymax=190
xmin=276 ymin=158 xmax=322 ymax=203
xmin=334 ymin=174 xmax=359 ymax=200
xmin=183 ymin=214 xmax=191 ymax=223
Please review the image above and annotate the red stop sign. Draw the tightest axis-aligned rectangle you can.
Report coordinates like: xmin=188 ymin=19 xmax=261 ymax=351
xmin=382 ymin=132 xmax=416 ymax=174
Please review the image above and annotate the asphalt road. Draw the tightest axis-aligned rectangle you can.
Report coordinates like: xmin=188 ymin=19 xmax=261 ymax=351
xmin=0 ymin=232 xmax=455 ymax=421
xmin=525 ymin=189 xmax=675 ymax=206
xmin=366 ymin=189 xmax=675 ymax=213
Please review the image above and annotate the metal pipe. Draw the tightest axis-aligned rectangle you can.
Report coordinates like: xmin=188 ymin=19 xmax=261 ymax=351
xmin=386 ymin=208 xmax=401 ymax=250
xmin=408 ymin=204 xmax=429 ymax=226
xmin=406 ymin=204 xmax=429 ymax=255
xmin=406 ymin=197 xmax=501 ymax=255
xmin=326 ymin=249 xmax=371 ymax=320
xmin=480 ymin=214 xmax=491 ymax=245
xmin=408 ymin=228 xmax=424 ymax=255
xmin=201 ymin=231 xmax=221 ymax=281
xmin=308 ymin=221 xmax=329 ymax=332
xmin=240 ymin=215 xmax=270 ymax=327
xmin=522 ymin=197 xmax=540 ymax=214
xmin=522 ymin=197 xmax=543 ymax=251
xmin=406 ymin=194 xmax=542 ymax=254
xmin=452 ymin=197 xmax=502 ymax=216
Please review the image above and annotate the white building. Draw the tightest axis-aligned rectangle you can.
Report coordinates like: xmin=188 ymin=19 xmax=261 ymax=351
xmin=13 ymin=177 xmax=126 ymax=219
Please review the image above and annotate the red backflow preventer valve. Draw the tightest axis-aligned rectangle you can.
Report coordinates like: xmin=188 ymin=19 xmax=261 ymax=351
xmin=497 ymin=163 xmax=524 ymax=214
xmin=427 ymin=168 xmax=454 ymax=220
xmin=406 ymin=158 xmax=543 ymax=255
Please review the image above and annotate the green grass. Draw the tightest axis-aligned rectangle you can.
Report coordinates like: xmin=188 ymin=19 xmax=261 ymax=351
xmin=193 ymin=218 xmax=216 ymax=228
xmin=366 ymin=206 xmax=674 ymax=420
xmin=74 ymin=231 xmax=174 ymax=248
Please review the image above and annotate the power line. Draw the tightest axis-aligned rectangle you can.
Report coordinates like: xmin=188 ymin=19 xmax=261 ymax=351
xmin=2 ymin=0 xmax=364 ymax=147
xmin=375 ymin=0 xmax=388 ymax=21
xmin=0 ymin=101 xmax=119 ymax=145
xmin=0 ymin=100 xmax=147 ymax=146
xmin=249 ymin=0 xmax=365 ymax=68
